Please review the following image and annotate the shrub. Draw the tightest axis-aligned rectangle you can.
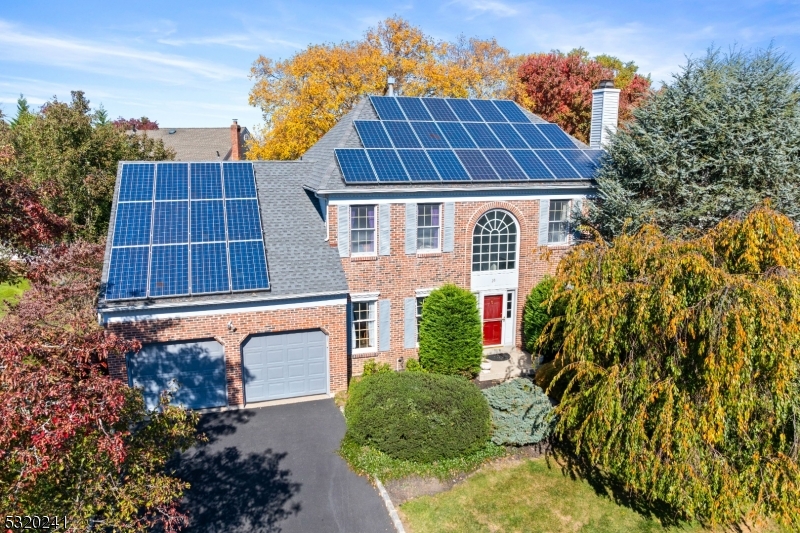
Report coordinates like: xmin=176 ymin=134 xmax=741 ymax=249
xmin=345 ymin=372 xmax=491 ymax=462
xmin=361 ymin=359 xmax=392 ymax=376
xmin=404 ymin=358 xmax=426 ymax=372
xmin=482 ymin=378 xmax=554 ymax=446
xmin=418 ymin=284 xmax=482 ymax=376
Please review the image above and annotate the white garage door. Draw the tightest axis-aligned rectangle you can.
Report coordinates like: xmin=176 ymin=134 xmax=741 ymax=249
xmin=242 ymin=330 xmax=328 ymax=403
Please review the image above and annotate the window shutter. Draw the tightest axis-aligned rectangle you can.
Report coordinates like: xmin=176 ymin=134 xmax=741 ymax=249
xmin=379 ymin=204 xmax=391 ymax=256
xmin=403 ymin=297 xmax=417 ymax=349
xmin=443 ymin=202 xmax=455 ymax=252
xmin=338 ymin=204 xmax=350 ymax=257
xmin=405 ymin=203 xmax=417 ymax=255
xmin=538 ymin=199 xmax=549 ymax=245
xmin=379 ymin=299 xmax=391 ymax=352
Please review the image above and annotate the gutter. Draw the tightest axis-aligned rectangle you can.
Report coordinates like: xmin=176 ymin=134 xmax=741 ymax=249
xmin=315 ymin=180 xmax=596 ymax=196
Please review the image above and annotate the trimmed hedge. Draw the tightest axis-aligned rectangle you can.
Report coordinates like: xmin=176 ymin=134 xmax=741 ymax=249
xmin=345 ymin=372 xmax=491 ymax=462
xmin=522 ymin=276 xmax=565 ymax=361
xmin=418 ymin=284 xmax=483 ymax=376
xmin=482 ymin=378 xmax=554 ymax=446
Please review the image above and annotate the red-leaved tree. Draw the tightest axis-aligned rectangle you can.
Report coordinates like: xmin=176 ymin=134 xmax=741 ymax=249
xmin=517 ymin=52 xmax=651 ymax=143
xmin=112 ymin=116 xmax=160 ymax=131
xmin=0 ymin=242 xmax=199 ymax=531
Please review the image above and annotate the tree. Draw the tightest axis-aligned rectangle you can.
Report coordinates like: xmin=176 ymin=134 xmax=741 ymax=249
xmin=0 ymin=242 xmax=199 ymax=531
xmin=522 ymin=276 xmax=565 ymax=361
xmin=9 ymin=94 xmax=33 ymax=129
xmin=418 ymin=284 xmax=483 ymax=376
xmin=7 ymin=91 xmax=173 ymax=240
xmin=550 ymin=205 xmax=800 ymax=527
xmin=587 ymin=47 xmax=800 ymax=238
xmin=517 ymin=50 xmax=651 ymax=143
xmin=93 ymin=104 xmax=109 ymax=126
xmin=113 ymin=116 xmax=160 ymax=131
xmin=247 ymin=17 xmax=520 ymax=160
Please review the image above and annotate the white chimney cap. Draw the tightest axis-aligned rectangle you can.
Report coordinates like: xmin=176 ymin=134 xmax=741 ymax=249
xmin=387 ymin=76 xmax=396 ymax=84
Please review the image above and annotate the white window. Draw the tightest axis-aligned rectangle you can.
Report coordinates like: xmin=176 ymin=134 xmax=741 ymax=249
xmin=548 ymin=200 xmax=571 ymax=244
xmin=351 ymin=205 xmax=376 ymax=255
xmin=417 ymin=204 xmax=441 ymax=251
xmin=472 ymin=210 xmax=518 ymax=272
xmin=416 ymin=296 xmax=426 ymax=337
xmin=352 ymin=300 xmax=376 ymax=351
xmin=506 ymin=291 xmax=514 ymax=319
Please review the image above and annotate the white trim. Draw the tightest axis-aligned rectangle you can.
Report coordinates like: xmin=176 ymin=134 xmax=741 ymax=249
xmin=350 ymin=292 xmax=380 ymax=302
xmin=328 ymin=192 xmax=589 ymax=205
xmin=101 ymin=296 xmax=347 ymax=323
xmin=352 ymin=347 xmax=379 ymax=356
xmin=415 ymin=287 xmax=435 ymax=297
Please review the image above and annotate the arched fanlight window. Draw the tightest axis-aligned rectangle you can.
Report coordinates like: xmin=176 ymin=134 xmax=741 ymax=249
xmin=472 ymin=210 xmax=518 ymax=272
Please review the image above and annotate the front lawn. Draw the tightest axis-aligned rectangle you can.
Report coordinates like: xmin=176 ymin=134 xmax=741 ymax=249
xmin=399 ymin=458 xmax=777 ymax=533
xmin=0 ymin=279 xmax=30 ymax=316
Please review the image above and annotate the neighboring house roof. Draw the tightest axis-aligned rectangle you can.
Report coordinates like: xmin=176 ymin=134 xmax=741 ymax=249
xmin=143 ymin=127 xmax=250 ymax=161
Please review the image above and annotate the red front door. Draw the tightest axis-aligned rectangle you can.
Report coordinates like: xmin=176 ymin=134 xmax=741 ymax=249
xmin=482 ymin=295 xmax=503 ymax=346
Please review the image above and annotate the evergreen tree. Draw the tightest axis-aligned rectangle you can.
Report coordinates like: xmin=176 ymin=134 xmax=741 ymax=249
xmin=9 ymin=94 xmax=32 ymax=129
xmin=587 ymin=47 xmax=800 ymax=237
xmin=92 ymin=104 xmax=109 ymax=126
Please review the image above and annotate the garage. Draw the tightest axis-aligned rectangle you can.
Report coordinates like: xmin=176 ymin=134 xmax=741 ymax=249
xmin=242 ymin=330 xmax=328 ymax=403
xmin=127 ymin=340 xmax=228 ymax=411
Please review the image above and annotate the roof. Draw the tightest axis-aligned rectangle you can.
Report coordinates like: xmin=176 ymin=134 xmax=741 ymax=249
xmin=98 ymin=160 xmax=348 ymax=313
xmin=143 ymin=127 xmax=250 ymax=161
xmin=301 ymin=97 xmax=591 ymax=193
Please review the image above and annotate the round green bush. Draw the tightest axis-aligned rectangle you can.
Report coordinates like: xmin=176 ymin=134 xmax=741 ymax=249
xmin=344 ymin=372 xmax=491 ymax=462
xmin=523 ymin=276 xmax=566 ymax=361
xmin=482 ymin=378 xmax=554 ymax=446
xmin=418 ymin=284 xmax=483 ymax=376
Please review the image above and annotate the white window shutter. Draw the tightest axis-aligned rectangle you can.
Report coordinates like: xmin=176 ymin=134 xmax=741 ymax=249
xmin=338 ymin=204 xmax=350 ymax=257
xmin=403 ymin=297 xmax=417 ymax=349
xmin=405 ymin=203 xmax=417 ymax=255
xmin=379 ymin=299 xmax=391 ymax=352
xmin=443 ymin=202 xmax=455 ymax=252
xmin=538 ymin=199 xmax=549 ymax=245
xmin=379 ymin=204 xmax=391 ymax=256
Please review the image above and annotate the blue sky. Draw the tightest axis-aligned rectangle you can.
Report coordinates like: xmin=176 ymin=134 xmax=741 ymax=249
xmin=2 ymin=1 xmax=799 ymax=129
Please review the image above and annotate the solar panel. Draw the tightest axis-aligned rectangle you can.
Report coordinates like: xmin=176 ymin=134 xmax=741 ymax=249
xmin=191 ymin=242 xmax=229 ymax=294
xmin=583 ymin=150 xmax=604 ymax=166
xmin=155 ymin=163 xmax=188 ymax=200
xmin=427 ymin=150 xmax=470 ymax=181
xmin=383 ymin=121 xmax=421 ymax=148
xmin=463 ymin=123 xmax=503 ymax=149
xmin=513 ymin=123 xmax=554 ymax=148
xmin=535 ymin=150 xmax=580 ymax=178
xmin=335 ymin=149 xmax=377 ymax=182
xmin=488 ymin=123 xmax=529 ymax=149
xmin=398 ymin=150 xmax=441 ymax=181
xmin=229 ymin=240 xmax=270 ymax=291
xmin=456 ymin=150 xmax=499 ymax=180
xmin=113 ymin=202 xmax=152 ymax=246
xmin=482 ymin=150 xmax=527 ymax=180
xmin=191 ymin=200 xmax=226 ymax=242
xmin=118 ymin=163 xmax=154 ymax=202
xmin=422 ymin=98 xmax=458 ymax=121
xmin=397 ymin=97 xmax=432 ymax=120
xmin=471 ymin=100 xmax=507 ymax=122
xmin=447 ymin=99 xmax=482 ymax=122
xmin=537 ymin=124 xmax=577 ymax=148
xmin=559 ymin=150 xmax=596 ymax=178
xmin=437 ymin=122 xmax=477 ymax=148
xmin=492 ymin=100 xmax=531 ymax=123
xmin=152 ymin=201 xmax=188 ymax=244
xmin=149 ymin=245 xmax=189 ymax=297
xmin=354 ymin=121 xmax=393 ymax=148
xmin=191 ymin=162 xmax=223 ymax=199
xmin=410 ymin=122 xmax=450 ymax=148
xmin=367 ymin=149 xmax=410 ymax=182
xmin=226 ymin=199 xmax=263 ymax=241
xmin=223 ymin=162 xmax=257 ymax=198
xmin=106 ymin=246 xmax=149 ymax=300
xmin=370 ymin=96 xmax=406 ymax=120
xmin=509 ymin=150 xmax=555 ymax=179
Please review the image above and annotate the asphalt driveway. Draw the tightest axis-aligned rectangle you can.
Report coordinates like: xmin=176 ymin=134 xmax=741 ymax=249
xmin=169 ymin=398 xmax=395 ymax=533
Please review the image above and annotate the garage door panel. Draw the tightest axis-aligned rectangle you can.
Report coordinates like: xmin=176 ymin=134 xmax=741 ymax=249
xmin=242 ymin=330 xmax=328 ymax=403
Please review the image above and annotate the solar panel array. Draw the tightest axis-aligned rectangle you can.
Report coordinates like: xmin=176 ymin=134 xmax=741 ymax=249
xmin=335 ymin=96 xmax=603 ymax=183
xmin=106 ymin=162 xmax=270 ymax=301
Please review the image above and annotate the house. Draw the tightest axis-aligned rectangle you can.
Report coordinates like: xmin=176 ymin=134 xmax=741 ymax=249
xmin=143 ymin=120 xmax=250 ymax=161
xmin=97 ymin=82 xmax=620 ymax=411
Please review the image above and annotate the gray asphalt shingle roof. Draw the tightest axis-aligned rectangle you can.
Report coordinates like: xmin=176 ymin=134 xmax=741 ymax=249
xmin=143 ymin=127 xmax=250 ymax=161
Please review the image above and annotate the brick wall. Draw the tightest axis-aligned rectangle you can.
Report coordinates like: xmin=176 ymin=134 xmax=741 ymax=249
xmin=107 ymin=303 xmax=348 ymax=406
xmin=329 ymin=200 xmax=570 ymax=373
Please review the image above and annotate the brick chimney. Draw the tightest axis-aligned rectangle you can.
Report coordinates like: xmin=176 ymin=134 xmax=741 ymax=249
xmin=230 ymin=119 xmax=241 ymax=161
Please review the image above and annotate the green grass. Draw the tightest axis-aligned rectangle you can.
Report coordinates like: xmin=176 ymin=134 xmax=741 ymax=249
xmin=0 ymin=279 xmax=30 ymax=316
xmin=339 ymin=437 xmax=505 ymax=482
xmin=400 ymin=458 xmax=776 ymax=533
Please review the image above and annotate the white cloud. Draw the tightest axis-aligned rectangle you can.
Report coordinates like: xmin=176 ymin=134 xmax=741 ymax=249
xmin=158 ymin=34 xmax=260 ymax=51
xmin=449 ymin=0 xmax=519 ymax=18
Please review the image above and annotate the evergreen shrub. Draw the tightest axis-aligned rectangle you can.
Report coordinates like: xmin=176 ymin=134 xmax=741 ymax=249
xmin=361 ymin=359 xmax=392 ymax=376
xmin=345 ymin=372 xmax=491 ymax=462
xmin=482 ymin=378 xmax=554 ymax=446
xmin=418 ymin=284 xmax=482 ymax=376
xmin=404 ymin=358 xmax=426 ymax=372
